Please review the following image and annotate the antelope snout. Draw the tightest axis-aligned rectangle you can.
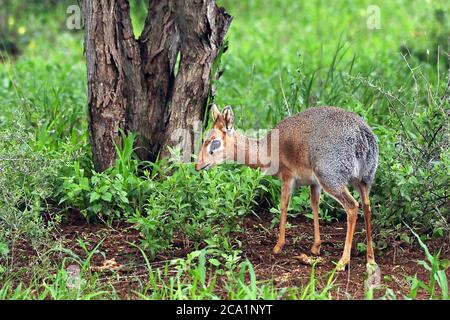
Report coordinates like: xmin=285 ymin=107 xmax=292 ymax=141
xmin=195 ymin=162 xmax=203 ymax=171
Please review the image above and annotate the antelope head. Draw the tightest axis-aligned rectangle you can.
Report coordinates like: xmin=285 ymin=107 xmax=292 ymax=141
xmin=195 ymin=104 xmax=236 ymax=171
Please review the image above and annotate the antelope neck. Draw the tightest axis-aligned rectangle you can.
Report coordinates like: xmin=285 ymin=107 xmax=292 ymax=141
xmin=232 ymin=131 xmax=271 ymax=169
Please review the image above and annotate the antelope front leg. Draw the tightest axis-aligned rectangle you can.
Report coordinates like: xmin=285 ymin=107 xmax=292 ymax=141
xmin=310 ymin=185 xmax=322 ymax=255
xmin=273 ymin=176 xmax=294 ymax=254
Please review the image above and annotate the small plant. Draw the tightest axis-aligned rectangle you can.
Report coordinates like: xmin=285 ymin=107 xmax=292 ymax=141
xmin=59 ymin=133 xmax=151 ymax=223
xmin=135 ymin=244 xmax=290 ymax=300
xmin=0 ymin=119 xmax=69 ymax=273
xmin=0 ymin=241 xmax=8 ymax=275
xmin=407 ymin=228 xmax=449 ymax=300
xmin=59 ymin=160 xmax=134 ymax=223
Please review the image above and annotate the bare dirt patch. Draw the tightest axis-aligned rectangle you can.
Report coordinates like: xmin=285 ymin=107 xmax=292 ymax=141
xmin=239 ymin=213 xmax=450 ymax=299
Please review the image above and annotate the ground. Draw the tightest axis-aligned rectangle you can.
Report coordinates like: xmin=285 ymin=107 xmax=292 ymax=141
xmin=12 ymin=211 xmax=445 ymax=300
xmin=239 ymin=214 xmax=449 ymax=299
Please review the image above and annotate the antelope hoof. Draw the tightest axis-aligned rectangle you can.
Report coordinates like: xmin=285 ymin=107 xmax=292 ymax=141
xmin=336 ymin=258 xmax=350 ymax=271
xmin=272 ymin=243 xmax=284 ymax=255
xmin=367 ymin=255 xmax=376 ymax=266
xmin=310 ymin=242 xmax=321 ymax=256
xmin=366 ymin=259 xmax=378 ymax=269
xmin=366 ymin=261 xmax=379 ymax=272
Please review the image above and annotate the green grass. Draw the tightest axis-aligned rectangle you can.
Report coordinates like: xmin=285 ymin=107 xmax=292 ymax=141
xmin=1 ymin=236 xmax=447 ymax=300
xmin=0 ymin=0 xmax=448 ymax=300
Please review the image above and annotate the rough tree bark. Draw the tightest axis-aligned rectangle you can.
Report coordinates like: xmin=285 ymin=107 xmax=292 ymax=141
xmin=82 ymin=0 xmax=232 ymax=171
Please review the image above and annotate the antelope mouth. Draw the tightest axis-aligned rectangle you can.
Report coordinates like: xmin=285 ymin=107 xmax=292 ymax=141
xmin=200 ymin=164 xmax=211 ymax=170
xmin=196 ymin=163 xmax=211 ymax=171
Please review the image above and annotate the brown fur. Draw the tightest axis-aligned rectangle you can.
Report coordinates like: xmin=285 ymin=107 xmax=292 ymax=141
xmin=196 ymin=105 xmax=379 ymax=270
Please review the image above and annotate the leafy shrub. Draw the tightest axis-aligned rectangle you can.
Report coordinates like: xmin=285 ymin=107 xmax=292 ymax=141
xmin=407 ymin=228 xmax=449 ymax=300
xmin=364 ymin=71 xmax=450 ymax=243
xmin=0 ymin=120 xmax=69 ymax=272
xmin=59 ymin=133 xmax=149 ymax=222
xmin=131 ymin=157 xmax=266 ymax=258
xmin=59 ymin=135 xmax=267 ymax=258
xmin=59 ymin=161 xmax=133 ymax=222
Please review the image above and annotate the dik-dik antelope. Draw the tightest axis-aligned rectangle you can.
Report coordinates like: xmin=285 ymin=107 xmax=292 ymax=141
xmin=195 ymin=105 xmax=379 ymax=270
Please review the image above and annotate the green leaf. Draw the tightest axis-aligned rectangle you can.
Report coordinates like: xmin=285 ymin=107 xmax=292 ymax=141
xmin=79 ymin=177 xmax=91 ymax=191
xmin=440 ymin=259 xmax=450 ymax=271
xmin=417 ymin=259 xmax=432 ymax=272
xmin=99 ymin=185 xmax=110 ymax=194
xmin=90 ymin=203 xmax=102 ymax=214
xmin=435 ymin=270 xmax=448 ymax=299
xmin=304 ymin=213 xmax=314 ymax=220
xmin=119 ymin=194 xmax=129 ymax=204
xmin=101 ymin=192 xmax=112 ymax=202
xmin=89 ymin=192 xmax=100 ymax=203
xmin=269 ymin=207 xmax=280 ymax=214
xmin=208 ymin=258 xmax=221 ymax=267
xmin=0 ymin=242 xmax=9 ymax=256
xmin=408 ymin=275 xmax=420 ymax=299
xmin=409 ymin=227 xmax=434 ymax=263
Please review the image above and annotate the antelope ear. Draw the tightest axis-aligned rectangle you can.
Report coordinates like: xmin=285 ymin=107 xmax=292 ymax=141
xmin=222 ymin=106 xmax=234 ymax=132
xmin=212 ymin=104 xmax=221 ymax=121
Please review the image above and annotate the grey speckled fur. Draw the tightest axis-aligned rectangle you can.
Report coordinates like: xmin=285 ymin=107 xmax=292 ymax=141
xmin=195 ymin=104 xmax=379 ymax=266
xmin=275 ymin=106 xmax=379 ymax=192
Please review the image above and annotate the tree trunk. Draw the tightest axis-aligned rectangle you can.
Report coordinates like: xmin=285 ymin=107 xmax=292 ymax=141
xmin=131 ymin=0 xmax=180 ymax=161
xmin=82 ymin=0 xmax=232 ymax=171
xmin=160 ymin=0 xmax=232 ymax=160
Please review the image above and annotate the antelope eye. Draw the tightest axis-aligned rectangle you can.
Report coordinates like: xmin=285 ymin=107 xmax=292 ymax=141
xmin=209 ymin=139 xmax=221 ymax=154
